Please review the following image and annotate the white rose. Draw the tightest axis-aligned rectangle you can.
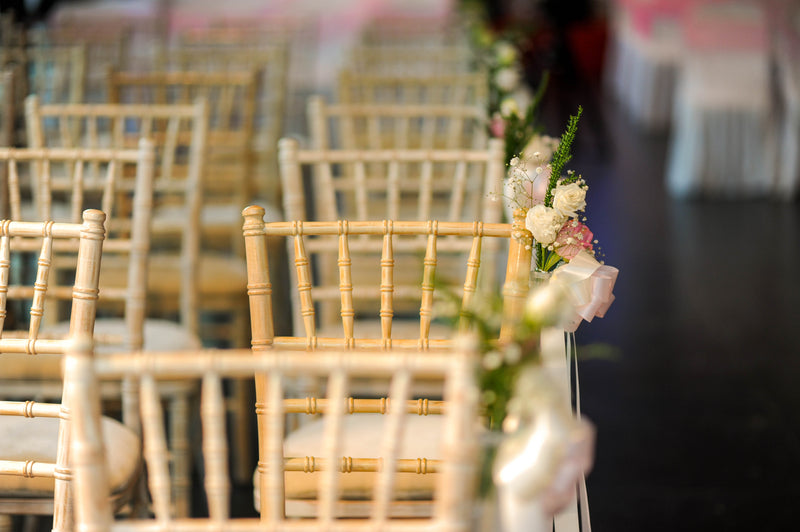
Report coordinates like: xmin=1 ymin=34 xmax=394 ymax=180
xmin=494 ymin=41 xmax=518 ymax=66
xmin=525 ymin=205 xmax=566 ymax=245
xmin=494 ymin=67 xmax=520 ymax=92
xmin=552 ymin=182 xmax=587 ymax=218
xmin=500 ymin=97 xmax=519 ymax=118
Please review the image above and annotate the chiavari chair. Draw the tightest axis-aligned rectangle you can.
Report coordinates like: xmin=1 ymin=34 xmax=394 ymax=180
xmin=0 ymin=211 xmax=141 ymax=531
xmin=241 ymin=207 xmax=533 ymax=517
xmin=68 ymin=342 xmax=480 ymax=528
xmin=277 ymin=137 xmax=505 ymax=337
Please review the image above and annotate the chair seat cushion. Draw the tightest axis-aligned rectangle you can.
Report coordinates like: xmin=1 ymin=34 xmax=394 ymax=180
xmin=0 ymin=319 xmax=201 ymax=380
xmin=150 ymin=202 xmax=283 ymax=234
xmin=0 ymin=415 xmax=140 ymax=498
xmin=254 ymin=414 xmax=442 ymax=510
xmin=315 ymin=319 xmax=453 ymax=341
xmin=100 ymin=253 xmax=247 ymax=297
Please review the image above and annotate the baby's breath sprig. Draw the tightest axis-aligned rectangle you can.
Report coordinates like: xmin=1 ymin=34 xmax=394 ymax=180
xmin=544 ymin=106 xmax=583 ymax=208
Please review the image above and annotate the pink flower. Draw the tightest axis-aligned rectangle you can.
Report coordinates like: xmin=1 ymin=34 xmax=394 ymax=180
xmin=553 ymin=220 xmax=593 ymax=260
xmin=490 ymin=114 xmax=505 ymax=138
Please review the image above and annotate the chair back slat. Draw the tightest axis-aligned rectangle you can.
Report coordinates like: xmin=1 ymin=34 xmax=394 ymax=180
xmin=201 ymin=374 xmax=230 ymax=521
xmin=338 ymin=229 xmax=355 ymax=343
xmin=373 ymin=368 xmax=411 ymax=521
xmin=140 ymin=374 xmax=172 ymax=520
xmin=28 ymin=230 xmax=54 ymax=340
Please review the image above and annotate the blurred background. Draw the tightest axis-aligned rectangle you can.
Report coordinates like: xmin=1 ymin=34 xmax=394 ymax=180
xmin=3 ymin=0 xmax=799 ymax=530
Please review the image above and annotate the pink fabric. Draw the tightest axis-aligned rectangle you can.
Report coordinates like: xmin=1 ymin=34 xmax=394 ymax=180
xmin=683 ymin=3 xmax=768 ymax=51
xmin=628 ymin=0 xmax=694 ymax=37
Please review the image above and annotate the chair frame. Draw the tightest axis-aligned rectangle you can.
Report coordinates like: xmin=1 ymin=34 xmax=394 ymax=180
xmin=68 ymin=344 xmax=479 ymax=530
xmin=0 ymin=210 xmax=106 ymax=530
xmin=307 ymin=95 xmax=489 ymax=152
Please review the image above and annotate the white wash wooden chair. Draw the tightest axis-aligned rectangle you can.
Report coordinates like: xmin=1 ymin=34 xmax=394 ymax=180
xmin=0 ymin=211 xmax=142 ymax=531
xmin=337 ymin=70 xmax=488 ymax=106
xmin=0 ymin=145 xmax=153 ymax=478
xmin=106 ymin=69 xmax=256 ymax=348
xmin=242 ymin=208 xmax=533 ymax=517
xmin=1 ymin=44 xmax=87 ymax=105
xmin=107 ymin=68 xmax=259 ymax=256
xmin=307 ymin=95 xmax=489 ymax=151
xmin=0 ymin=44 xmax=87 ymax=145
xmin=277 ymin=137 xmax=505 ymax=336
xmin=68 ymin=343 xmax=480 ymax=529
xmin=24 ymin=98 xmax=213 ymax=516
xmin=347 ymin=44 xmax=474 ymax=76
xmin=28 ymin=26 xmax=131 ymax=102
xmin=155 ymin=44 xmax=289 ymax=201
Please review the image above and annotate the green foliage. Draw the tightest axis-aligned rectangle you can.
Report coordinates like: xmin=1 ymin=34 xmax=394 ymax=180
xmin=544 ymin=106 xmax=583 ymax=208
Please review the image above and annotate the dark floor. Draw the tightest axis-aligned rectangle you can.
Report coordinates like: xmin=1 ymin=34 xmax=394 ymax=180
xmin=546 ymin=78 xmax=800 ymax=531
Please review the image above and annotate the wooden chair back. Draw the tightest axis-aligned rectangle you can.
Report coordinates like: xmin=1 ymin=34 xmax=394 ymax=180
xmin=68 ymin=343 xmax=479 ymax=529
xmin=279 ymin=136 xmax=504 ymax=227
xmin=347 ymin=44 xmax=474 ymax=75
xmin=24 ymin=96 xmax=207 ymax=334
xmin=28 ymin=26 xmax=131 ymax=102
xmin=155 ymin=44 xmax=289 ymax=199
xmin=107 ymin=69 xmax=257 ymax=223
xmin=337 ymin=70 xmax=488 ymax=106
xmin=0 ymin=210 xmax=105 ymax=530
xmin=276 ymin=138 xmax=505 ymax=333
xmin=307 ymin=95 xmax=489 ymax=151
xmin=359 ymin=14 xmax=467 ymax=47
xmin=243 ymin=207 xmax=532 ymax=351
xmin=0 ymin=44 xmax=87 ymax=105
xmin=0 ymin=142 xmax=154 ymax=353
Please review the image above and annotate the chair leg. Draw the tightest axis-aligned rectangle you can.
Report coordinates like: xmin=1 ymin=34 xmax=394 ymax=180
xmin=170 ymin=394 xmax=192 ymax=518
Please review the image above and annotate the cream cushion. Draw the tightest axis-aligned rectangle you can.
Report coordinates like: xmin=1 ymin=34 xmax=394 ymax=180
xmin=316 ymin=319 xmax=453 ymax=341
xmin=98 ymin=253 xmax=247 ymax=297
xmin=0 ymin=415 xmax=139 ymax=498
xmin=0 ymin=319 xmax=201 ymax=380
xmin=150 ymin=202 xmax=283 ymax=234
xmin=254 ymin=414 xmax=442 ymax=510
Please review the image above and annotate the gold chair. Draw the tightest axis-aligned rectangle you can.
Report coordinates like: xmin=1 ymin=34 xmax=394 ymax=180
xmin=156 ymin=44 xmax=289 ymax=202
xmin=307 ymin=95 xmax=489 ymax=151
xmin=337 ymin=70 xmax=488 ymax=106
xmin=107 ymin=68 xmax=258 ymax=251
xmin=28 ymin=25 xmax=131 ymax=102
xmin=277 ymin=137 xmax=506 ymax=337
xmin=242 ymin=207 xmax=533 ymax=517
xmin=106 ymin=69 xmax=255 ymax=348
xmin=24 ymin=97 xmax=211 ymax=515
xmin=68 ymin=343 xmax=479 ymax=529
xmin=0 ymin=211 xmax=140 ymax=531
xmin=347 ymin=44 xmax=474 ymax=76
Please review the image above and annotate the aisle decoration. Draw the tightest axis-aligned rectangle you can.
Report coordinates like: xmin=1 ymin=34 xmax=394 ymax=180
xmin=504 ymin=106 xmax=619 ymax=333
xmin=439 ymin=275 xmax=595 ymax=532
xmin=462 ymin=4 xmax=554 ymax=166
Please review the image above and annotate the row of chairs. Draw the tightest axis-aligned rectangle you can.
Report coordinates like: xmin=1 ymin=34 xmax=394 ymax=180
xmin=0 ymin=10 xmax=528 ymax=528
xmin=0 ymin=204 xmax=535 ymax=528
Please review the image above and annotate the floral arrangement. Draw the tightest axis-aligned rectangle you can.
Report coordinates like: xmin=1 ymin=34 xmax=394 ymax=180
xmin=462 ymin=6 xmax=550 ymax=166
xmin=504 ymin=107 xmax=595 ymax=272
